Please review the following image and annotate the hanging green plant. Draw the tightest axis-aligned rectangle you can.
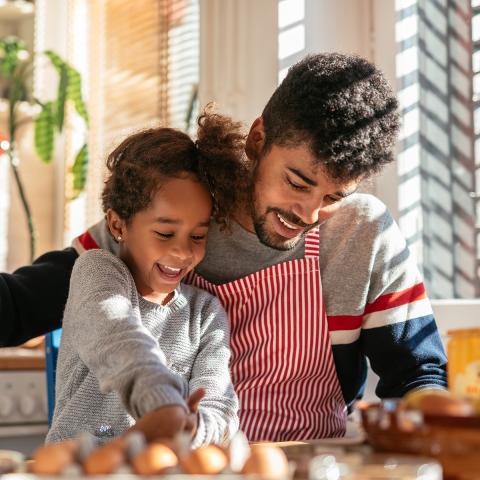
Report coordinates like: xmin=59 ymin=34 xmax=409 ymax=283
xmin=0 ymin=36 xmax=89 ymax=262
xmin=34 ymin=100 xmax=56 ymax=163
xmin=72 ymin=143 xmax=89 ymax=194
xmin=33 ymin=50 xmax=90 ymax=199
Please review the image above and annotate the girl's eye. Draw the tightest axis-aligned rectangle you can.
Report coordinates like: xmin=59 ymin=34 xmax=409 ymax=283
xmin=191 ymin=235 xmax=206 ymax=241
xmin=155 ymin=231 xmax=173 ymax=239
xmin=286 ymin=176 xmax=308 ymax=191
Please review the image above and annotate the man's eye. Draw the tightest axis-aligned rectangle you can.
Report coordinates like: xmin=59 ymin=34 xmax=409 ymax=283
xmin=326 ymin=195 xmax=341 ymax=204
xmin=286 ymin=177 xmax=307 ymax=191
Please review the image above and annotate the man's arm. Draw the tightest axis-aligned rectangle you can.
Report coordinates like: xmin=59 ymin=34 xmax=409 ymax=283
xmin=361 ymin=208 xmax=447 ymax=397
xmin=0 ymin=248 xmax=78 ymax=347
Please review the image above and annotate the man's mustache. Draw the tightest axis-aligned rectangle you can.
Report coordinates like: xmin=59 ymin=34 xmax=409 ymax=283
xmin=266 ymin=207 xmax=319 ymax=230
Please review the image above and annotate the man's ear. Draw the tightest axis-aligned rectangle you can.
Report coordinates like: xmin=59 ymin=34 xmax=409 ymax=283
xmin=245 ymin=117 xmax=266 ymax=160
xmin=106 ymin=209 xmax=126 ymax=242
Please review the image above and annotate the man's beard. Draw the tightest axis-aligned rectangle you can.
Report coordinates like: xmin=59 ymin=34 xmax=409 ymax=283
xmin=249 ymin=199 xmax=319 ymax=251
xmin=244 ymin=147 xmax=318 ymax=250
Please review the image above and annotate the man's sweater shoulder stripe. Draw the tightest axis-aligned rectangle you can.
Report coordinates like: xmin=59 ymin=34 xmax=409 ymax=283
xmin=364 ymin=283 xmax=426 ymax=314
xmin=326 ymin=283 xmax=427 ymax=331
xmin=327 ymin=282 xmax=432 ymax=343
xmin=363 ymin=298 xmax=433 ymax=329
xmin=72 ymin=231 xmax=99 ymax=255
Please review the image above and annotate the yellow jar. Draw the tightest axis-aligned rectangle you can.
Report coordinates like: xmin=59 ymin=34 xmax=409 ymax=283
xmin=447 ymin=328 xmax=480 ymax=399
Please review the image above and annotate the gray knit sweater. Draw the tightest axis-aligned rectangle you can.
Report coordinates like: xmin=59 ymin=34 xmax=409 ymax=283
xmin=46 ymin=249 xmax=238 ymax=447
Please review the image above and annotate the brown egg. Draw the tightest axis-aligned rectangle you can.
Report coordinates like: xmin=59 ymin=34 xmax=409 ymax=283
xmin=418 ymin=393 xmax=476 ymax=417
xmin=83 ymin=442 xmax=124 ymax=475
xmin=242 ymin=444 xmax=289 ymax=479
xmin=180 ymin=445 xmax=228 ymax=474
xmin=31 ymin=441 xmax=77 ymax=474
xmin=132 ymin=442 xmax=178 ymax=475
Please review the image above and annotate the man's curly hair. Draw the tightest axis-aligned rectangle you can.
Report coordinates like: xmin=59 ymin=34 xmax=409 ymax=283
xmin=102 ymin=108 xmax=246 ymax=229
xmin=261 ymin=53 xmax=400 ymax=181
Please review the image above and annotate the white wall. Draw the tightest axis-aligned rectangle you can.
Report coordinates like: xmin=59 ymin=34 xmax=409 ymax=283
xmin=199 ymin=0 xmax=278 ymax=126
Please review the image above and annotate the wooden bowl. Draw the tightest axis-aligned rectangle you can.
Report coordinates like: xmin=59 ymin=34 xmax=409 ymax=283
xmin=360 ymin=401 xmax=480 ymax=480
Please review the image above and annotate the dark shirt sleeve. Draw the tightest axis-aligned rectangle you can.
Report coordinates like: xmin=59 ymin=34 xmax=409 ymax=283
xmin=0 ymin=247 xmax=78 ymax=347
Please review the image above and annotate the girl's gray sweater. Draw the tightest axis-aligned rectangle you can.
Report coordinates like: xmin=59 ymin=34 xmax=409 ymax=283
xmin=46 ymin=249 xmax=238 ymax=447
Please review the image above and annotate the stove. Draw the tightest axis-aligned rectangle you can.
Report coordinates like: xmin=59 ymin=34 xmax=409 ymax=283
xmin=0 ymin=347 xmax=49 ymax=456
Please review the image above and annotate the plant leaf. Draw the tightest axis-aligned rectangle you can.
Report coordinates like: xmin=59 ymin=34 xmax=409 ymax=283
xmin=66 ymin=67 xmax=89 ymax=125
xmin=34 ymin=101 xmax=56 ymax=163
xmin=44 ymin=50 xmax=89 ymax=125
xmin=56 ymin=65 xmax=68 ymax=132
xmin=71 ymin=143 xmax=89 ymax=193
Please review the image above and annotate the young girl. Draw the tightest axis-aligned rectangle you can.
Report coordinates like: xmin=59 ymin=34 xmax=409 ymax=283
xmin=46 ymin=110 xmax=245 ymax=448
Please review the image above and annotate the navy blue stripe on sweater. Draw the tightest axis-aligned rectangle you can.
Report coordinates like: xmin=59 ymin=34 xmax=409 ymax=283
xmin=332 ymin=314 xmax=447 ymax=408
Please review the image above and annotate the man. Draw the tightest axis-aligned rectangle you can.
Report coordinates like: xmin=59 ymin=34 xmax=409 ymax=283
xmin=1 ymin=53 xmax=446 ymax=441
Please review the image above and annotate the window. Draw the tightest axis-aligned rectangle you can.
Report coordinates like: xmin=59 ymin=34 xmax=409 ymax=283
xmin=65 ymin=0 xmax=199 ymax=242
xmin=395 ymin=0 xmax=479 ymax=298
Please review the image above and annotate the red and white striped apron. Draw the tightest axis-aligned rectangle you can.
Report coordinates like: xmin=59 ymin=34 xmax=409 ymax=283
xmin=186 ymin=228 xmax=347 ymax=441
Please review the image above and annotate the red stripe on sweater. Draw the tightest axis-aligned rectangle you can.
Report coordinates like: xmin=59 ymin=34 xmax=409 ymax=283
xmin=328 ymin=315 xmax=363 ymax=331
xmin=364 ymin=283 xmax=427 ymax=315
xmin=78 ymin=231 xmax=99 ymax=250
xmin=327 ymin=283 xmax=427 ymax=331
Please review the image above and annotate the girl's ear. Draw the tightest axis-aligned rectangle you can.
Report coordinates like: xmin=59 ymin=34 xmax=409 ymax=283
xmin=245 ymin=117 xmax=266 ymax=161
xmin=106 ymin=209 xmax=126 ymax=243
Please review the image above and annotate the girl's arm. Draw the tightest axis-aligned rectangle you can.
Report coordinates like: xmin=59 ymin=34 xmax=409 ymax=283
xmin=64 ymin=249 xmax=188 ymax=418
xmin=188 ymin=295 xmax=239 ymax=447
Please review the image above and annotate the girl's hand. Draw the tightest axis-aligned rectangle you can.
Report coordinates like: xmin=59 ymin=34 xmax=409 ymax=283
xmin=129 ymin=405 xmax=187 ymax=442
xmin=185 ymin=388 xmax=205 ymax=437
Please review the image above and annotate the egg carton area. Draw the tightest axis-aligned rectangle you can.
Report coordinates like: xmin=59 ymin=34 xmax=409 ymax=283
xmin=4 ymin=475 xmax=261 ymax=480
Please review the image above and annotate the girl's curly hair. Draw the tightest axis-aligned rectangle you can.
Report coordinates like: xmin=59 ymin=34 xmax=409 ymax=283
xmin=261 ymin=53 xmax=400 ymax=181
xmin=102 ymin=107 xmax=246 ymax=229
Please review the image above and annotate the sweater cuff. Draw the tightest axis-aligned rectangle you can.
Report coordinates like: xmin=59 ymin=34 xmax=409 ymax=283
xmin=191 ymin=410 xmax=207 ymax=449
xmin=407 ymin=384 xmax=448 ymax=394
xmin=133 ymin=384 xmax=187 ymax=418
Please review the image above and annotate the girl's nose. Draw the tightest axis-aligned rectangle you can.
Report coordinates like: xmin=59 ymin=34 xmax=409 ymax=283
xmin=170 ymin=240 xmax=194 ymax=262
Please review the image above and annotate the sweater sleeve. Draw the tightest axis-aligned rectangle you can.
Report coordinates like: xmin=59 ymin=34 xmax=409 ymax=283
xmin=360 ymin=207 xmax=447 ymax=397
xmin=0 ymin=248 xmax=77 ymax=347
xmin=64 ymin=249 xmax=187 ymax=418
xmin=188 ymin=295 xmax=239 ymax=448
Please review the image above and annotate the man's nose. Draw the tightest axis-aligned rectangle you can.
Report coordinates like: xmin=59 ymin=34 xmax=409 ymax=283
xmin=292 ymin=200 xmax=323 ymax=226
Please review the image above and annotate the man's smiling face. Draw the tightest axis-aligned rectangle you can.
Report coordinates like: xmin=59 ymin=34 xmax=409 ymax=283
xmin=244 ymin=143 xmax=359 ymax=250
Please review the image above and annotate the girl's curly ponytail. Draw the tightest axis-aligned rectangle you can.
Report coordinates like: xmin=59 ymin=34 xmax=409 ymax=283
xmin=195 ymin=105 xmax=247 ymax=230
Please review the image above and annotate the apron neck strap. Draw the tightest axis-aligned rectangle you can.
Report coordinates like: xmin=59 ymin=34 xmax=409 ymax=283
xmin=304 ymin=228 xmax=320 ymax=258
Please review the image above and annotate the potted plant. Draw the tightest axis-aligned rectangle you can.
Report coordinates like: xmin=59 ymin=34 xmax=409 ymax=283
xmin=0 ymin=36 xmax=89 ymax=263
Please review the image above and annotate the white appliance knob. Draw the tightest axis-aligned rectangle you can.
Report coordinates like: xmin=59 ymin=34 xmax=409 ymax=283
xmin=0 ymin=394 xmax=15 ymax=417
xmin=19 ymin=395 xmax=36 ymax=417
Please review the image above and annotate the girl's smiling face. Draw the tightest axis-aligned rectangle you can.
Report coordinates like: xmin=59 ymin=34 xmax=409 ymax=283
xmin=107 ymin=174 xmax=212 ymax=304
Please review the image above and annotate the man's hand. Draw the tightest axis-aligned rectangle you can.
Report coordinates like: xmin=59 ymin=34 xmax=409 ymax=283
xmin=128 ymin=405 xmax=187 ymax=443
xmin=185 ymin=388 xmax=205 ymax=437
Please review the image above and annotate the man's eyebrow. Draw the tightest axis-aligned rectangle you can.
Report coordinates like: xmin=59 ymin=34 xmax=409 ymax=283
xmin=287 ymin=167 xmax=317 ymax=186
xmin=154 ymin=217 xmax=210 ymax=227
